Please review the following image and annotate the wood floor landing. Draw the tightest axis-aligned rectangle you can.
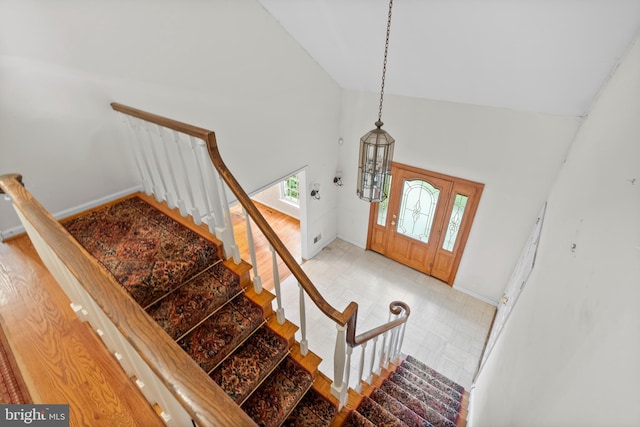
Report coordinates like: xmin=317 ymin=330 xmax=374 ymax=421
xmin=0 ymin=235 xmax=164 ymax=426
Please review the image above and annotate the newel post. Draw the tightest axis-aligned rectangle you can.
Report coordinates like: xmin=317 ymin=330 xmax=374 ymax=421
xmin=331 ymin=324 xmax=348 ymax=408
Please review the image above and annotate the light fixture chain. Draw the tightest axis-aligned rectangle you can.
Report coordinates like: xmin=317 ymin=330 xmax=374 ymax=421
xmin=378 ymin=0 xmax=394 ymax=123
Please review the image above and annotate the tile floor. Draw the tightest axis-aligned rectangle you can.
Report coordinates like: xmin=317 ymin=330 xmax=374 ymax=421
xmin=278 ymin=238 xmax=496 ymax=390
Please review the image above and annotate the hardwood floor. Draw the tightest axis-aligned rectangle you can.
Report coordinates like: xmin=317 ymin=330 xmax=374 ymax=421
xmin=0 ymin=235 xmax=164 ymax=426
xmin=0 ymin=197 xmax=301 ymax=426
xmin=231 ymin=200 xmax=301 ymax=291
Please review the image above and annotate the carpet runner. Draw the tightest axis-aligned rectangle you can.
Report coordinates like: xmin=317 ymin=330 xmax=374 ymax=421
xmin=145 ymin=262 xmax=244 ymax=340
xmin=284 ymin=388 xmax=338 ymax=426
xmin=241 ymin=356 xmax=314 ymax=426
xmin=210 ymin=325 xmax=289 ymax=404
xmin=0 ymin=323 xmax=30 ymax=404
xmin=64 ymin=195 xmax=336 ymax=426
xmin=64 ymin=197 xmax=221 ymax=307
xmin=344 ymin=356 xmax=466 ymax=427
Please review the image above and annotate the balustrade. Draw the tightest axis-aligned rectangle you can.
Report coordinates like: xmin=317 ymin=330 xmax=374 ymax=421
xmin=1 ymin=103 xmax=412 ymax=424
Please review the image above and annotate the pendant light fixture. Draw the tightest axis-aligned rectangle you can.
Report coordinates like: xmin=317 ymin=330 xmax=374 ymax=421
xmin=357 ymin=0 xmax=395 ymax=203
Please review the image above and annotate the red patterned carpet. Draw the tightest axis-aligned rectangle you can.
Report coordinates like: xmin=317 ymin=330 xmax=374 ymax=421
xmin=64 ymin=196 xmax=336 ymax=426
xmin=0 ymin=322 xmax=30 ymax=404
xmin=63 ymin=196 xmax=221 ymax=307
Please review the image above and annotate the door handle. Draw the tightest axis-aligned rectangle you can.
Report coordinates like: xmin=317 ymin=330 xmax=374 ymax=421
xmin=391 ymin=221 xmax=396 ymax=225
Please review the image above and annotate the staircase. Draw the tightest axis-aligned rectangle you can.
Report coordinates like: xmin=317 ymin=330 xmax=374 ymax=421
xmin=343 ymin=355 xmax=468 ymax=427
xmin=61 ymin=193 xmax=469 ymax=427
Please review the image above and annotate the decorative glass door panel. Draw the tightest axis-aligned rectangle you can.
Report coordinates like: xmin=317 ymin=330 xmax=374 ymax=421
xmin=397 ymin=180 xmax=440 ymax=242
xmin=442 ymin=194 xmax=468 ymax=251
xmin=376 ymin=176 xmax=392 ymax=226
xmin=367 ymin=163 xmax=483 ymax=285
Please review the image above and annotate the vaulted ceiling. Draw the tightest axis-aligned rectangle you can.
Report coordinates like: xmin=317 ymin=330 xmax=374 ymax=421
xmin=257 ymin=0 xmax=640 ymax=117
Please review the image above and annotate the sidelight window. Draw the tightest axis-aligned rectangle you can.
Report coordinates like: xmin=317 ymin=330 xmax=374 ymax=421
xmin=442 ymin=193 xmax=468 ymax=251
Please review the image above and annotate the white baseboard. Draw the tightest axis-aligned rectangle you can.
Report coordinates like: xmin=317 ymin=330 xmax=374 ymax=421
xmin=453 ymin=284 xmax=499 ymax=307
xmin=1 ymin=185 xmax=143 ymax=241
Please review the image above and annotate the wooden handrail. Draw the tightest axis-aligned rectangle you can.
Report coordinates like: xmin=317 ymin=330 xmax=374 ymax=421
xmin=109 ymin=102 xmax=411 ymax=349
xmin=352 ymin=301 xmax=410 ymax=345
xmin=0 ymin=173 xmax=255 ymax=427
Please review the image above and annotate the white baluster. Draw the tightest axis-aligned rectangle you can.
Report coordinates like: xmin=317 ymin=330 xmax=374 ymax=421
xmin=173 ymin=131 xmax=198 ymax=220
xmin=243 ymin=207 xmax=263 ymax=293
xmin=367 ymin=336 xmax=378 ymax=383
xmin=128 ymin=117 xmax=156 ymax=196
xmin=157 ymin=126 xmax=184 ymax=213
xmin=356 ymin=342 xmax=367 ymax=392
xmin=298 ymin=281 xmax=308 ymax=356
xmin=187 ymin=136 xmax=208 ymax=224
xmin=190 ymin=137 xmax=214 ymax=228
xmin=388 ymin=326 xmax=399 ymax=367
xmin=331 ymin=324 xmax=348 ymax=408
xmin=214 ymin=172 xmax=240 ymax=263
xmin=395 ymin=321 xmax=408 ymax=363
xmin=270 ymin=245 xmax=285 ymax=324
xmin=143 ymin=121 xmax=169 ymax=203
xmin=122 ymin=114 xmax=152 ymax=195
xmin=380 ymin=330 xmax=389 ymax=371
xmin=344 ymin=345 xmax=353 ymax=392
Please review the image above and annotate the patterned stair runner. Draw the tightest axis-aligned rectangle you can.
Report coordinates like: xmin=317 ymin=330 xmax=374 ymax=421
xmin=210 ymin=325 xmax=289 ymax=404
xmin=64 ymin=196 xmax=339 ymax=426
xmin=178 ymin=295 xmax=264 ymax=373
xmin=63 ymin=196 xmax=221 ymax=307
xmin=345 ymin=356 xmax=466 ymax=427
xmin=284 ymin=388 xmax=338 ymax=427
xmin=145 ymin=262 xmax=243 ymax=340
xmin=369 ymin=387 xmax=431 ymax=427
xmin=344 ymin=410 xmax=376 ymax=427
xmin=242 ymin=356 xmax=314 ymax=426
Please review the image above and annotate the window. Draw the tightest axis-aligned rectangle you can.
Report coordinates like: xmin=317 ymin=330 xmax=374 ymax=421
xmin=280 ymin=174 xmax=300 ymax=206
xmin=442 ymin=193 xmax=469 ymax=251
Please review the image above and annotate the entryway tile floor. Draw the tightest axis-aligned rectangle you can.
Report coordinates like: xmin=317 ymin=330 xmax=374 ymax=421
xmin=279 ymin=238 xmax=496 ymax=390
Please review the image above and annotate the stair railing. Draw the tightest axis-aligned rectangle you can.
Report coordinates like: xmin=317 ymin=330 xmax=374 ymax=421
xmin=111 ymin=103 xmax=411 ymax=407
xmin=0 ymin=173 xmax=256 ymax=427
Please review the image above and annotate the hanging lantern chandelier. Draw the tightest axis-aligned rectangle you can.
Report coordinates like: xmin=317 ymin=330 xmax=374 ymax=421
xmin=357 ymin=0 xmax=395 ymax=203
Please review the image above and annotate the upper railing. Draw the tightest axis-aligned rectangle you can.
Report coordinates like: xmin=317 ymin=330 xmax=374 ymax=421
xmin=110 ymin=102 xmax=411 ymax=405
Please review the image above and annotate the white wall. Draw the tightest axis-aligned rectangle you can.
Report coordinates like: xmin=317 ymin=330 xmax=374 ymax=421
xmin=337 ymin=91 xmax=581 ymax=302
xmin=470 ymin=33 xmax=640 ymax=427
xmin=0 ymin=0 xmax=341 ymax=259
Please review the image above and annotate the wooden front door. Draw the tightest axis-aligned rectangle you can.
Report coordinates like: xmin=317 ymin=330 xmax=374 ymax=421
xmin=367 ymin=163 xmax=483 ymax=285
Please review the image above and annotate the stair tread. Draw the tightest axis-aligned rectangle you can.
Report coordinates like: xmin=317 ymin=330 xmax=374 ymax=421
xmin=369 ymin=387 xmax=432 ymax=427
xmin=242 ymin=356 xmax=313 ymax=426
xmin=380 ymin=379 xmax=457 ymax=427
xmin=342 ymin=410 xmax=376 ymax=427
xmin=404 ymin=356 xmax=465 ymax=394
xmin=146 ymin=263 xmax=243 ymax=340
xmin=394 ymin=366 xmax=463 ymax=412
xmin=63 ymin=195 xmax=222 ymax=307
xmin=178 ymin=295 xmax=264 ymax=372
xmin=210 ymin=325 xmax=289 ymax=404
xmin=357 ymin=396 xmax=404 ymax=427
xmin=284 ymin=388 xmax=338 ymax=427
